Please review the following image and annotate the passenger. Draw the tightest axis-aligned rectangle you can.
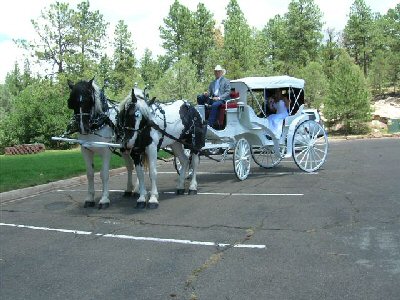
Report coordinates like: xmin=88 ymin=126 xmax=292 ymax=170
xmin=197 ymin=65 xmax=231 ymax=128
xmin=267 ymin=89 xmax=290 ymax=138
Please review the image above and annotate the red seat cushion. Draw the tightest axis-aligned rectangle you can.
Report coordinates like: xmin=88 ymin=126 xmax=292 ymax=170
xmin=217 ymin=102 xmax=238 ymax=126
xmin=230 ymin=91 xmax=239 ymax=99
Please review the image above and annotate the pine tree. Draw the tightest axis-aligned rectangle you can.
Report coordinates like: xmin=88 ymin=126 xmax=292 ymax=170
xmin=110 ymin=20 xmax=137 ymax=95
xmin=262 ymin=15 xmax=287 ymax=74
xmin=152 ymin=57 xmax=203 ymax=102
xmin=223 ymin=0 xmax=254 ymax=78
xmin=295 ymin=61 xmax=328 ymax=110
xmin=139 ymin=49 xmax=160 ymax=88
xmin=284 ymin=0 xmax=323 ymax=73
xmin=343 ymin=0 xmax=374 ymax=77
xmin=190 ymin=3 xmax=215 ymax=81
xmin=24 ymin=2 xmax=75 ymax=75
xmin=70 ymin=0 xmax=108 ymax=77
xmin=159 ymin=0 xmax=192 ymax=64
xmin=325 ymin=51 xmax=371 ymax=134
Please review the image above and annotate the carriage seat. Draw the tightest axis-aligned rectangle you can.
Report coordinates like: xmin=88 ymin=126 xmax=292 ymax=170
xmin=216 ymin=92 xmax=240 ymax=128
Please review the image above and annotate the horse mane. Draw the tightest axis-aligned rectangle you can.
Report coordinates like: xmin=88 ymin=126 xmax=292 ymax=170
xmin=90 ymin=81 xmax=103 ymax=114
xmin=119 ymin=89 xmax=153 ymax=121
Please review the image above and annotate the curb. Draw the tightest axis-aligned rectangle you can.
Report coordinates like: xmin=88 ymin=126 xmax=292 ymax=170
xmin=328 ymin=133 xmax=400 ymax=141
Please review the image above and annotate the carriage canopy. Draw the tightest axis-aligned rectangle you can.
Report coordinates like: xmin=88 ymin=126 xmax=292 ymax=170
xmin=230 ymin=75 xmax=305 ymax=116
xmin=231 ymin=75 xmax=304 ymax=90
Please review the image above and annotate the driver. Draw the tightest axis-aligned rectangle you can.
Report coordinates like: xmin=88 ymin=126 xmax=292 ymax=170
xmin=197 ymin=65 xmax=231 ymax=128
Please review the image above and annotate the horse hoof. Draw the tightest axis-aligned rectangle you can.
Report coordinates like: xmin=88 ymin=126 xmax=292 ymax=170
xmin=84 ymin=201 xmax=96 ymax=208
xmin=123 ymin=191 xmax=133 ymax=197
xmin=147 ymin=202 xmax=159 ymax=209
xmin=98 ymin=203 xmax=110 ymax=209
xmin=188 ymin=189 xmax=197 ymax=195
xmin=176 ymin=189 xmax=185 ymax=195
xmin=135 ymin=202 xmax=146 ymax=209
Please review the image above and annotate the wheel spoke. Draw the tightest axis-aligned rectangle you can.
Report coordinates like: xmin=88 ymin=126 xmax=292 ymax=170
xmin=234 ymin=138 xmax=251 ymax=180
xmin=292 ymin=120 xmax=328 ymax=172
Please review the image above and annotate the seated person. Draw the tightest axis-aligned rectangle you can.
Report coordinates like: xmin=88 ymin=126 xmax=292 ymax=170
xmin=267 ymin=89 xmax=290 ymax=138
xmin=197 ymin=65 xmax=231 ymax=127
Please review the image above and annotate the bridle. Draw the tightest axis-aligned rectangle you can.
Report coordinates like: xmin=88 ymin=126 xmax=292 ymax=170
xmin=73 ymin=87 xmax=112 ymax=135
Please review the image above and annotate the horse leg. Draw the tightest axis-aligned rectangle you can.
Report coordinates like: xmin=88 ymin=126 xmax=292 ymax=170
xmin=188 ymin=153 xmax=200 ymax=195
xmin=122 ymin=152 xmax=134 ymax=196
xmin=133 ymin=177 xmax=140 ymax=196
xmin=134 ymin=163 xmax=147 ymax=209
xmin=146 ymin=144 xmax=159 ymax=209
xmin=98 ymin=149 xmax=111 ymax=209
xmin=171 ymin=143 xmax=188 ymax=195
xmin=81 ymin=147 xmax=95 ymax=208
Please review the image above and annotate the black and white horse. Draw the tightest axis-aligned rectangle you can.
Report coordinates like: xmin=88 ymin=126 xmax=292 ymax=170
xmin=67 ymin=78 xmax=137 ymax=208
xmin=119 ymin=90 xmax=205 ymax=209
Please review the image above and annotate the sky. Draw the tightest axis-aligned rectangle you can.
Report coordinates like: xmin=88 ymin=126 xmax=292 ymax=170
xmin=0 ymin=0 xmax=397 ymax=83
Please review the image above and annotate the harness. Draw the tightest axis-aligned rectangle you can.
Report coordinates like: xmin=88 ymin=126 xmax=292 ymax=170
xmin=127 ymin=101 xmax=205 ymax=155
xmin=62 ymin=87 xmax=122 ymax=156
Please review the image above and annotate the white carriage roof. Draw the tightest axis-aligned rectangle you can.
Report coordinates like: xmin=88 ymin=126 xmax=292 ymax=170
xmin=231 ymin=76 xmax=305 ymax=90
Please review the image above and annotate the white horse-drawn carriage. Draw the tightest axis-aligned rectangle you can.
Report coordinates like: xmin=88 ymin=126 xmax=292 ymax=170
xmin=53 ymin=75 xmax=328 ymax=209
xmin=192 ymin=75 xmax=328 ymax=180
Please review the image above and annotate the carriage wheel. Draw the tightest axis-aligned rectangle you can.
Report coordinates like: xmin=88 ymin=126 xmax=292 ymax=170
xmin=251 ymin=144 xmax=286 ymax=169
xmin=292 ymin=120 xmax=328 ymax=172
xmin=173 ymin=149 xmax=193 ymax=178
xmin=233 ymin=138 xmax=251 ymax=180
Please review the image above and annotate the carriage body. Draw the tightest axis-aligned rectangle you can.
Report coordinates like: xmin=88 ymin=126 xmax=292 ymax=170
xmin=195 ymin=75 xmax=328 ymax=180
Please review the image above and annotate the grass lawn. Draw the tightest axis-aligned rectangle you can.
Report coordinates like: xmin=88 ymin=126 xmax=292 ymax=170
xmin=0 ymin=149 xmax=171 ymax=193
xmin=0 ymin=149 xmax=126 ymax=193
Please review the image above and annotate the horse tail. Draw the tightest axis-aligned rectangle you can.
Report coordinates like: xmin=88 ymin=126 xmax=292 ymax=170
xmin=142 ymin=153 xmax=149 ymax=172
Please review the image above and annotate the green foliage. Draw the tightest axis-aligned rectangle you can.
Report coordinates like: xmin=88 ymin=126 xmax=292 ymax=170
xmin=69 ymin=0 xmax=108 ymax=77
xmin=368 ymin=50 xmax=390 ymax=95
xmin=378 ymin=4 xmax=400 ymax=92
xmin=190 ymin=3 xmax=215 ymax=81
xmin=321 ymin=28 xmax=341 ymax=79
xmin=295 ymin=61 xmax=328 ymax=109
xmin=324 ymin=51 xmax=372 ymax=134
xmin=151 ymin=57 xmax=203 ymax=102
xmin=0 ymin=79 xmax=71 ymax=152
xmin=262 ymin=15 xmax=287 ymax=74
xmin=27 ymin=1 xmax=75 ymax=74
xmin=19 ymin=0 xmax=108 ymax=78
xmin=343 ymin=0 xmax=374 ymax=77
xmin=140 ymin=49 xmax=161 ymax=88
xmin=109 ymin=20 xmax=137 ymax=95
xmin=223 ymin=0 xmax=254 ymax=78
xmin=159 ymin=0 xmax=193 ymax=62
xmin=284 ymin=0 xmax=323 ymax=73
xmin=3 ymin=0 xmax=399 ymax=155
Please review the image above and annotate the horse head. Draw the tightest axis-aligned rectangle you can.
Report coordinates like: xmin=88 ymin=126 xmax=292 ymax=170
xmin=120 ymin=89 xmax=146 ymax=150
xmin=67 ymin=77 xmax=99 ymax=134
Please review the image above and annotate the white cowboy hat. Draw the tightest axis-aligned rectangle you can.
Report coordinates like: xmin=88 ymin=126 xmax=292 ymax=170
xmin=214 ymin=65 xmax=226 ymax=75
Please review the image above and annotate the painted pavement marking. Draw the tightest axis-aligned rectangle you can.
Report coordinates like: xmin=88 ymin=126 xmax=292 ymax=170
xmin=0 ymin=222 xmax=266 ymax=249
xmin=54 ymin=189 xmax=303 ymax=197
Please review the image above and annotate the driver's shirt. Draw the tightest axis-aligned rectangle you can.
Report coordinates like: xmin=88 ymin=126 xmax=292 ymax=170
xmin=214 ymin=78 xmax=221 ymax=96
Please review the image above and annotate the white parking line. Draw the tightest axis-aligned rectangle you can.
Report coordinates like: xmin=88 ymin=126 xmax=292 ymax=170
xmin=0 ymin=222 xmax=266 ymax=249
xmin=162 ymin=192 xmax=304 ymax=196
xmin=118 ymin=171 xmax=317 ymax=175
xmin=55 ymin=189 xmax=303 ymax=196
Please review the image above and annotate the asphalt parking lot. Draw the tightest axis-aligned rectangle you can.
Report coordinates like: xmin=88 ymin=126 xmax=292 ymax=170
xmin=1 ymin=138 xmax=399 ymax=300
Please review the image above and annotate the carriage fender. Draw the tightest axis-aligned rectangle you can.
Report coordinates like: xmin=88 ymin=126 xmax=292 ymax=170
xmin=284 ymin=114 xmax=309 ymax=158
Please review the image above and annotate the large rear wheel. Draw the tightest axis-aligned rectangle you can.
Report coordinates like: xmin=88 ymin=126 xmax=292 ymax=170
xmin=233 ymin=138 xmax=251 ymax=180
xmin=292 ymin=120 xmax=328 ymax=172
